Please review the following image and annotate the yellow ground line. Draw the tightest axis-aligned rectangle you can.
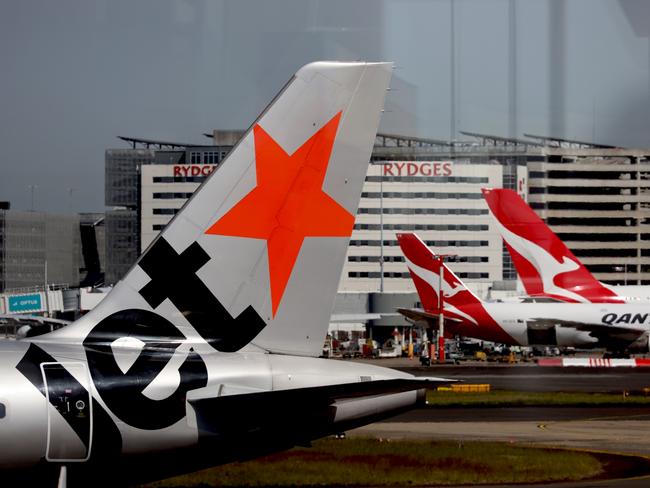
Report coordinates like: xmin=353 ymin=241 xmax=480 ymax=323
xmin=535 ymin=412 xmax=650 ymax=432
xmin=581 ymin=412 xmax=650 ymax=422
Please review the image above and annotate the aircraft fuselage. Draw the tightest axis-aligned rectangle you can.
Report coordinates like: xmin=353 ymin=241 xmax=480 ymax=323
xmin=0 ymin=337 xmax=420 ymax=481
xmin=443 ymin=301 xmax=650 ymax=351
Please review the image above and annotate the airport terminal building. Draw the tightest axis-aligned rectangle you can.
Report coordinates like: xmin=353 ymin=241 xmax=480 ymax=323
xmin=103 ymin=131 xmax=650 ymax=338
xmin=104 ymin=132 xmax=240 ymax=284
xmin=4 ymin=131 xmax=649 ymax=337
xmin=523 ymin=135 xmax=650 ymax=285
xmin=0 ymin=207 xmax=106 ymax=318
xmin=105 ymin=133 xmax=529 ymax=296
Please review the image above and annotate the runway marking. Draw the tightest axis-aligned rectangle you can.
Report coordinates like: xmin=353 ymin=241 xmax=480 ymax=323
xmin=533 ymin=412 xmax=650 ymax=437
xmin=582 ymin=413 xmax=650 ymax=422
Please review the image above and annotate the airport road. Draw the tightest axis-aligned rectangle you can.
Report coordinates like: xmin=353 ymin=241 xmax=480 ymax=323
xmin=416 ymin=366 xmax=650 ymax=392
xmin=350 ymin=358 xmax=650 ymax=392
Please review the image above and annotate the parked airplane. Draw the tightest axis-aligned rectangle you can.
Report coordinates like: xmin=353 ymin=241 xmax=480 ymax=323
xmin=0 ymin=62 xmax=447 ymax=488
xmin=482 ymin=187 xmax=650 ymax=303
xmin=396 ymin=232 xmax=650 ymax=355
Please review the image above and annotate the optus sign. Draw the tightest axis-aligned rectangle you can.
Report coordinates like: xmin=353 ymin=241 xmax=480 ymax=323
xmin=382 ymin=161 xmax=453 ymax=177
xmin=7 ymin=293 xmax=42 ymax=313
xmin=173 ymin=165 xmax=217 ymax=177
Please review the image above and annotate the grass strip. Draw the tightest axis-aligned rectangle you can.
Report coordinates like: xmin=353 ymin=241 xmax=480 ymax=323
xmin=140 ymin=438 xmax=603 ymax=487
xmin=426 ymin=389 xmax=650 ymax=407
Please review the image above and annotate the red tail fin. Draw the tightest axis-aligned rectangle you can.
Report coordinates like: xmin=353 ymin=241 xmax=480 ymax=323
xmin=397 ymin=233 xmax=515 ymax=344
xmin=396 ymin=233 xmax=482 ymax=312
xmin=482 ymin=188 xmax=621 ymax=303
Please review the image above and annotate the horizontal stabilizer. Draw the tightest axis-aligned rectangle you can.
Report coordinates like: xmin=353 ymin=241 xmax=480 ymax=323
xmin=189 ymin=377 xmax=451 ymax=437
xmin=397 ymin=307 xmax=463 ymax=326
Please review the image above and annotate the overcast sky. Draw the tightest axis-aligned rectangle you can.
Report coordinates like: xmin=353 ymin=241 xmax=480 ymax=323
xmin=2 ymin=0 xmax=650 ymax=213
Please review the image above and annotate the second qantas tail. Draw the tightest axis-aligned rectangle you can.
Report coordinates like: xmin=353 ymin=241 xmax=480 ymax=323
xmin=397 ymin=233 xmax=516 ymax=345
xmin=482 ymin=188 xmax=621 ymax=303
xmin=396 ymin=233 xmax=483 ymax=312
xmin=50 ymin=61 xmax=393 ymax=357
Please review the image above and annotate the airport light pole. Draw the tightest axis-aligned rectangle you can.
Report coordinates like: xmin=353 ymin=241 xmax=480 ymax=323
xmin=436 ymin=254 xmax=455 ymax=364
xmin=369 ymin=161 xmax=389 ymax=293
xmin=44 ymin=259 xmax=50 ymax=318
xmin=28 ymin=185 xmax=37 ymax=212
xmin=379 ymin=169 xmax=384 ymax=292
xmin=67 ymin=187 xmax=76 ymax=212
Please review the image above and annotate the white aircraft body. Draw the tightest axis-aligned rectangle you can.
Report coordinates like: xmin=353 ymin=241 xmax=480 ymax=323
xmin=483 ymin=188 xmax=650 ymax=303
xmin=0 ymin=62 xmax=447 ymax=487
xmin=397 ymin=233 xmax=650 ymax=354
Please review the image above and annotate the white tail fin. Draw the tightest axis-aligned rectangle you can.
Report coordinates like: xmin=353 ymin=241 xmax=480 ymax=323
xmin=55 ymin=62 xmax=393 ymax=357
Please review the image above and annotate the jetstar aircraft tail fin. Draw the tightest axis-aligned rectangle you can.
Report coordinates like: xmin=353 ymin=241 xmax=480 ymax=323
xmin=396 ymin=233 xmax=483 ymax=312
xmin=51 ymin=62 xmax=393 ymax=356
xmin=482 ymin=188 xmax=621 ymax=303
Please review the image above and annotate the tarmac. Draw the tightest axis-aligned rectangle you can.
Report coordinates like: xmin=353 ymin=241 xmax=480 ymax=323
xmin=351 ymin=357 xmax=650 ymax=392
xmin=350 ymin=419 xmax=650 ymax=488
xmin=352 ymin=420 xmax=650 ymax=456
xmin=345 ymin=357 xmax=650 ymax=487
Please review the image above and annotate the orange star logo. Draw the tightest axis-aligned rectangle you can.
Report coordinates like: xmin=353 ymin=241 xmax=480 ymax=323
xmin=205 ymin=111 xmax=354 ymax=317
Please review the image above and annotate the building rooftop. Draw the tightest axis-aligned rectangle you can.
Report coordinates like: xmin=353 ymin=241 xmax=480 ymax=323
xmin=118 ymin=130 xmax=629 ymax=153
xmin=117 ymin=136 xmax=214 ymax=150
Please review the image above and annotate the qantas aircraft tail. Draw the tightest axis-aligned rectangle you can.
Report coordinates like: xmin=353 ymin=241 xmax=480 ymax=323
xmin=53 ymin=62 xmax=393 ymax=356
xmin=397 ymin=232 xmax=516 ymax=344
xmin=482 ymin=188 xmax=621 ymax=303
xmin=396 ymin=233 xmax=483 ymax=312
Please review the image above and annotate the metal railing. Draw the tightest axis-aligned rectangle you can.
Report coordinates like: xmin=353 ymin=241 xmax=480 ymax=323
xmin=1 ymin=283 xmax=69 ymax=295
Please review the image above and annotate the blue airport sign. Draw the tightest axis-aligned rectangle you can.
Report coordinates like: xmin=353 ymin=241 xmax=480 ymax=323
xmin=7 ymin=293 xmax=42 ymax=313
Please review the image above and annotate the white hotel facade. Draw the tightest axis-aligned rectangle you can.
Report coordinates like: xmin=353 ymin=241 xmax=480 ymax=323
xmin=139 ymin=155 xmax=517 ymax=299
xmin=341 ymin=160 xmax=507 ymax=295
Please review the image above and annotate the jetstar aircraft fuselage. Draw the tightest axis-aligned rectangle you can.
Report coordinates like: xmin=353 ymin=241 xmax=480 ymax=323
xmin=0 ymin=63 xmax=449 ymax=488
xmin=0 ymin=334 xmax=424 ymax=484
